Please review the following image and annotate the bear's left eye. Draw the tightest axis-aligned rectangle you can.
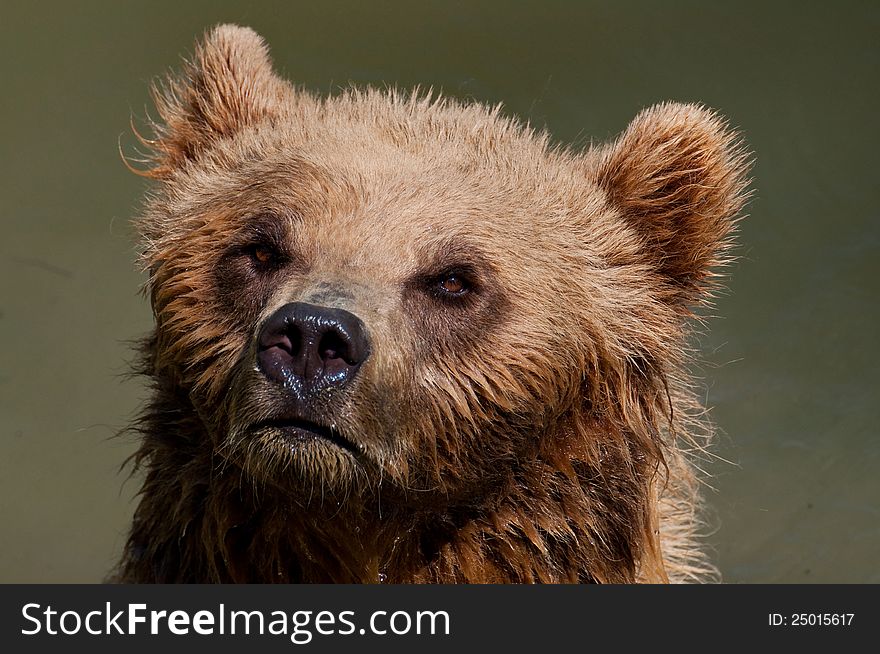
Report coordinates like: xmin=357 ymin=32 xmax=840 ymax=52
xmin=411 ymin=258 xmax=484 ymax=306
xmin=435 ymin=273 xmax=472 ymax=297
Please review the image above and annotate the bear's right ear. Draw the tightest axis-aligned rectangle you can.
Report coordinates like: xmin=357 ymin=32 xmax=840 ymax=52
xmin=134 ymin=24 xmax=289 ymax=178
xmin=591 ymin=103 xmax=751 ymax=308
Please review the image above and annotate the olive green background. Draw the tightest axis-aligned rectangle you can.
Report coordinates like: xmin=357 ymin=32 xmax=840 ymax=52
xmin=1 ymin=1 xmax=877 ymax=583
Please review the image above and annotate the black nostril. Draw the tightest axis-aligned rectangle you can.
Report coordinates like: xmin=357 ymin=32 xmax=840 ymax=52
xmin=264 ymin=331 xmax=296 ymax=356
xmin=318 ymin=331 xmax=348 ymax=363
xmin=257 ymin=302 xmax=370 ymax=390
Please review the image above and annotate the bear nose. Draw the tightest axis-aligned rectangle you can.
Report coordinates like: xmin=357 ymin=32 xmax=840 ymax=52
xmin=257 ymin=302 xmax=370 ymax=390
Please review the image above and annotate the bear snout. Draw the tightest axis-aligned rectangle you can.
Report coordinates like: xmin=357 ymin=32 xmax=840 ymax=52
xmin=257 ymin=302 xmax=371 ymax=392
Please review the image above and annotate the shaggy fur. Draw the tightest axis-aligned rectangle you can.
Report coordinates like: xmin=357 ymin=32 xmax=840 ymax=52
xmin=114 ymin=25 xmax=750 ymax=583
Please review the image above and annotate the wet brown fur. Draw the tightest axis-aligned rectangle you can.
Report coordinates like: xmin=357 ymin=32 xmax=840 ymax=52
xmin=114 ymin=25 xmax=750 ymax=583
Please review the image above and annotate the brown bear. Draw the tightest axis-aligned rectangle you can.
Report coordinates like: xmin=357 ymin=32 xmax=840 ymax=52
xmin=115 ymin=24 xmax=749 ymax=583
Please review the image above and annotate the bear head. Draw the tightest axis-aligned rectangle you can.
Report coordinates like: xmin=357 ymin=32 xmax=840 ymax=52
xmin=126 ymin=25 xmax=749 ymax=582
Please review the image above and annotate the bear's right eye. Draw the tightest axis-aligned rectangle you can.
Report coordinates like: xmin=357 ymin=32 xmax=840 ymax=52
xmin=244 ymin=243 xmax=283 ymax=269
xmin=251 ymin=245 xmax=274 ymax=264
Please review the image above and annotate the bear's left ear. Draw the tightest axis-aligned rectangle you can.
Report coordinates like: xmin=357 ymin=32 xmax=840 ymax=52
xmin=136 ymin=24 xmax=290 ymax=177
xmin=592 ymin=103 xmax=751 ymax=306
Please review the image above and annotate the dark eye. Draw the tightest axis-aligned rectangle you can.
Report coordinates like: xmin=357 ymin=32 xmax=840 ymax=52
xmin=436 ymin=273 xmax=471 ymax=297
xmin=246 ymin=243 xmax=279 ymax=268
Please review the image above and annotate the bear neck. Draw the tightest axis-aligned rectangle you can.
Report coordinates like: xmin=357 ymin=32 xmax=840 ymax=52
xmin=116 ymin=367 xmax=661 ymax=584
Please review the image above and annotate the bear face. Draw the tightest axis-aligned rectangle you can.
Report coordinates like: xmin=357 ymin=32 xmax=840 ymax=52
xmin=119 ymin=25 xmax=749 ymax=583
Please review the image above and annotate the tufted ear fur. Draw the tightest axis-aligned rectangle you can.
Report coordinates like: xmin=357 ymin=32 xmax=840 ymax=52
xmin=594 ymin=102 xmax=751 ymax=306
xmin=135 ymin=24 xmax=290 ymax=177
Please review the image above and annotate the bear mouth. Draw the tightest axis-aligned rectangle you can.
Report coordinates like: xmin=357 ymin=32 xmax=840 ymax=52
xmin=251 ymin=418 xmax=361 ymax=457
